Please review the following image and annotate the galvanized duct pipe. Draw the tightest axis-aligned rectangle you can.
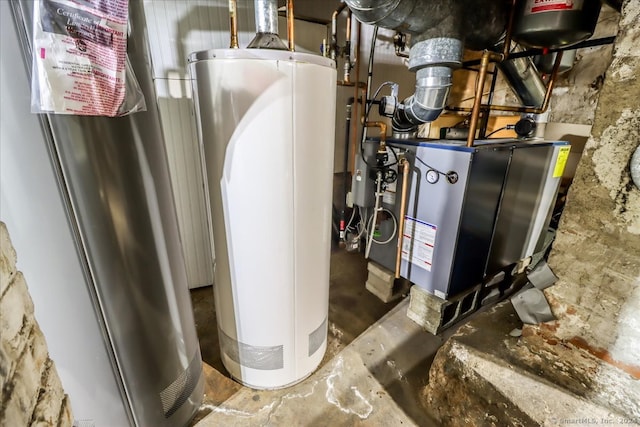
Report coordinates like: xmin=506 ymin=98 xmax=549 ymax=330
xmin=255 ymin=0 xmax=277 ymax=34
xmin=247 ymin=0 xmax=287 ymax=50
xmin=345 ymin=0 xmax=508 ymax=132
xmin=392 ymin=38 xmax=462 ymax=131
xmin=496 ymin=44 xmax=546 ymax=107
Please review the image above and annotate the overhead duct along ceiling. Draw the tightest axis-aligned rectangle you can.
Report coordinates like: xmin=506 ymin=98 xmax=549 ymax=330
xmin=344 ymin=0 xmax=510 ymax=132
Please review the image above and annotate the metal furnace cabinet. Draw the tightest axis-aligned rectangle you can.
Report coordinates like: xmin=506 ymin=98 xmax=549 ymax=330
xmin=368 ymin=139 xmax=569 ymax=299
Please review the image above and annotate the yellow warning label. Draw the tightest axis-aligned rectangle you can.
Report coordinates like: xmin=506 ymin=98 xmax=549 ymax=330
xmin=553 ymin=146 xmax=571 ymax=178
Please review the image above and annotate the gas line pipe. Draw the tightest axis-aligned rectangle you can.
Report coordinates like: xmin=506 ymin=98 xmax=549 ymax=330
xmin=395 ymin=157 xmax=410 ymax=279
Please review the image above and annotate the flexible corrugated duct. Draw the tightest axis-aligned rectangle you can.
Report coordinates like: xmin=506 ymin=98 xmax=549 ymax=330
xmin=345 ymin=0 xmax=509 ymax=131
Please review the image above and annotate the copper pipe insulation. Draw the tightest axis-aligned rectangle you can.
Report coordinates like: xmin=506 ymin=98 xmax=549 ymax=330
xmin=286 ymin=0 xmax=295 ymax=51
xmin=395 ymin=157 xmax=410 ymax=279
xmin=455 ymin=50 xmax=563 ymax=145
xmin=228 ymin=0 xmax=239 ymax=48
xmin=466 ymin=51 xmax=503 ymax=147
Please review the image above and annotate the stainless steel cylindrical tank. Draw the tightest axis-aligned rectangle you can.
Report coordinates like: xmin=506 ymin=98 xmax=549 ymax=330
xmin=512 ymin=0 xmax=602 ymax=48
xmin=189 ymin=49 xmax=337 ymax=389
xmin=10 ymin=1 xmax=204 ymax=425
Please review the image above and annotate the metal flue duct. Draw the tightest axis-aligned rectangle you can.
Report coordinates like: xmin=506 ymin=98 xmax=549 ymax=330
xmin=344 ymin=0 xmax=509 ymax=132
xmin=247 ymin=0 xmax=287 ymax=49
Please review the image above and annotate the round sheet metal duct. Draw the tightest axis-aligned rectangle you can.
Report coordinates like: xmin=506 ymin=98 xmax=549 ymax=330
xmin=393 ymin=38 xmax=462 ymax=130
xmin=497 ymin=44 xmax=548 ymax=108
xmin=247 ymin=0 xmax=287 ymax=49
xmin=344 ymin=0 xmax=507 ymax=48
xmin=344 ymin=0 xmax=509 ymax=131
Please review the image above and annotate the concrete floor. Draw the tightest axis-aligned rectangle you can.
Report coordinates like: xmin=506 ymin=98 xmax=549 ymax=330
xmin=188 ymin=248 xmax=447 ymax=426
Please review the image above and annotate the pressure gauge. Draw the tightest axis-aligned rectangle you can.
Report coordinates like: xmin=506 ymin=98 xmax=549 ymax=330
xmin=426 ymin=169 xmax=439 ymax=184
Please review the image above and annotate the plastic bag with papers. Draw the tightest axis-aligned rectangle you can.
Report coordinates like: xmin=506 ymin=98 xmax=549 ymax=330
xmin=31 ymin=0 xmax=145 ymax=116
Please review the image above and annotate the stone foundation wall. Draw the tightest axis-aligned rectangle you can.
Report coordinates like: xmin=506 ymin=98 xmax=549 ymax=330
xmin=541 ymin=0 xmax=640 ymax=375
xmin=424 ymin=1 xmax=640 ymax=423
xmin=1 ymin=222 xmax=73 ymax=426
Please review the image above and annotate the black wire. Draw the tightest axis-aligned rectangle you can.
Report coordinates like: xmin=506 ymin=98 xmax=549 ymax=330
xmin=451 ymin=116 xmax=469 ymax=128
xmin=485 ymin=126 xmax=510 ymax=138
xmin=356 ymin=28 xmax=400 ymax=172
xmin=414 ymin=155 xmax=447 ymax=176
xmin=359 ymin=26 xmax=382 ymax=170
xmin=388 ymin=146 xmax=398 ymax=166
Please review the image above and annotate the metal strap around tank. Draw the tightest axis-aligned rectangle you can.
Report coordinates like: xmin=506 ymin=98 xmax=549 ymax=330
xmin=219 ymin=328 xmax=284 ymax=370
xmin=159 ymin=351 xmax=202 ymax=418
xmin=308 ymin=317 xmax=327 ymax=357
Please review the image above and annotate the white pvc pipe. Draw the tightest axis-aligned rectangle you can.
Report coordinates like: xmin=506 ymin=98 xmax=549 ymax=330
xmin=365 ymin=171 xmax=382 ymax=259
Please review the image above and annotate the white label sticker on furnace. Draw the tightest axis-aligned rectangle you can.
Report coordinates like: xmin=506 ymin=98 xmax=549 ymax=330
xmin=525 ymin=0 xmax=584 ymax=15
xmin=401 ymin=216 xmax=437 ymax=272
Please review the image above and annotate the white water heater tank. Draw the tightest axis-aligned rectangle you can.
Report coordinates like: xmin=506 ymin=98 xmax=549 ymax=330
xmin=189 ymin=49 xmax=336 ymax=389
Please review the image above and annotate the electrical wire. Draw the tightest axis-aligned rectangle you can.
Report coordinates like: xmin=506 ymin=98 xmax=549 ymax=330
xmin=414 ymin=155 xmax=447 ymax=177
xmin=366 ymin=81 xmax=397 ymax=114
xmin=354 ymin=206 xmax=368 ymax=239
xmin=365 ymin=172 xmax=382 ymax=258
xmin=454 ymin=88 xmax=508 ymax=105
xmin=346 ymin=206 xmax=368 ymax=241
xmin=485 ymin=125 xmax=515 ymax=138
xmin=388 ymin=145 xmax=399 ymax=166
xmin=356 ymin=29 xmax=401 ymax=171
xmin=359 ymin=26 xmax=385 ymax=170
xmin=343 ymin=207 xmax=358 ymax=242
xmin=366 ymin=208 xmax=398 ymax=245
xmin=362 ymin=26 xmax=378 ymax=131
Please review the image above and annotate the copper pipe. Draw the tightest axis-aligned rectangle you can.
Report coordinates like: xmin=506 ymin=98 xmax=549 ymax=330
xmin=331 ymin=4 xmax=347 ymax=29
xmin=348 ymin=85 xmax=366 ymax=168
xmin=337 ymin=81 xmax=366 ymax=88
xmin=363 ymin=121 xmax=387 ymax=146
xmin=286 ymin=0 xmax=295 ymax=52
xmin=343 ymin=9 xmax=352 ymax=83
xmin=229 ymin=0 xmax=239 ymax=48
xmin=350 ymin=21 xmax=363 ymax=173
xmin=331 ymin=4 xmax=347 ymax=61
xmin=503 ymin=0 xmax=516 ymax=57
xmin=467 ymin=51 xmax=503 ymax=147
xmin=395 ymin=158 xmax=410 ymax=279
xmin=345 ymin=10 xmax=352 ymax=44
xmin=451 ymin=50 xmax=563 ymax=116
